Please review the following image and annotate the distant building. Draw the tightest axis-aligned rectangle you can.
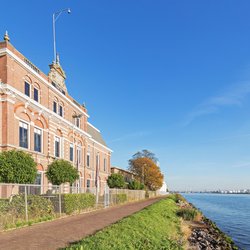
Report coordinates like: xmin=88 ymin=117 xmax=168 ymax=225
xmin=0 ymin=33 xmax=112 ymax=194
xmin=111 ymin=166 xmax=135 ymax=183
xmin=158 ymin=181 xmax=168 ymax=195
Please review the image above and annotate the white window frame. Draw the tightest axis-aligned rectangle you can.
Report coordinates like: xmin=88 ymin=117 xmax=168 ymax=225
xmin=59 ymin=105 xmax=64 ymax=117
xmin=70 ymin=143 xmax=74 ymax=162
xmin=75 ymin=117 xmax=80 ymax=128
xmin=54 ymin=136 xmax=60 ymax=158
xmin=87 ymin=152 xmax=90 ymax=168
xmin=34 ymin=126 xmax=43 ymax=153
xmin=24 ymin=82 xmax=31 ymax=97
xmin=104 ymin=158 xmax=106 ymax=172
xmin=19 ymin=121 xmax=29 ymax=149
xmin=33 ymin=87 xmax=39 ymax=103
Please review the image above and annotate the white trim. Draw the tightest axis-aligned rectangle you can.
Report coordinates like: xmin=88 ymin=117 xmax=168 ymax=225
xmin=0 ymin=80 xmax=112 ymax=153
xmin=1 ymin=83 xmax=91 ymax=138
xmin=0 ymin=98 xmax=15 ymax=104
xmin=0 ymin=47 xmax=89 ymax=118
xmin=34 ymin=126 xmax=43 ymax=153
xmin=87 ymin=122 xmax=100 ymax=132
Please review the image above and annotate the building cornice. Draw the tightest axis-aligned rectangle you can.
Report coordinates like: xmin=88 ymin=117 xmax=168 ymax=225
xmin=87 ymin=122 xmax=100 ymax=132
xmin=0 ymin=47 xmax=89 ymax=118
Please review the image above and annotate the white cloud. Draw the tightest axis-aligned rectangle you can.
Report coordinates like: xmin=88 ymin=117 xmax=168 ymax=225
xmin=183 ymin=82 xmax=250 ymax=126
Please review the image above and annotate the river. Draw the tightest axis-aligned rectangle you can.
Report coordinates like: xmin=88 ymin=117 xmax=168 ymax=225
xmin=182 ymin=193 xmax=250 ymax=250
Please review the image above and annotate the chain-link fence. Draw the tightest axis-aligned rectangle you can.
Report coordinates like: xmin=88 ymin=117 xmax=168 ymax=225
xmin=0 ymin=183 xmax=160 ymax=231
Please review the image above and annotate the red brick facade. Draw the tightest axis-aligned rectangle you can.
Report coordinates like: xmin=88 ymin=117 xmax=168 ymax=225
xmin=0 ymin=37 xmax=112 ymax=193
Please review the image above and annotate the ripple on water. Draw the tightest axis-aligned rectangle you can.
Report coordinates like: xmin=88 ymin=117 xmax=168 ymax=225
xmin=183 ymin=194 xmax=250 ymax=250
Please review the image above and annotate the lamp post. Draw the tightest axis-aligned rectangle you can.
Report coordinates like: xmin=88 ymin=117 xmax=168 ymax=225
xmin=53 ymin=8 xmax=71 ymax=63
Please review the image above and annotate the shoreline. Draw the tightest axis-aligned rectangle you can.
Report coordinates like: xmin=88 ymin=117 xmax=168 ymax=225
xmin=175 ymin=194 xmax=239 ymax=250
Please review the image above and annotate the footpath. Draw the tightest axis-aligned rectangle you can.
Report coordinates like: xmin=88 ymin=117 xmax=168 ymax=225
xmin=0 ymin=196 xmax=164 ymax=250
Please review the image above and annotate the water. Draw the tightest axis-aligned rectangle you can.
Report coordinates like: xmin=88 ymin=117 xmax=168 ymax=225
xmin=182 ymin=193 xmax=250 ymax=250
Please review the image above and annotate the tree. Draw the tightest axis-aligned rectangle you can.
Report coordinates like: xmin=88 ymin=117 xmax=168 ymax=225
xmin=46 ymin=160 xmax=79 ymax=185
xmin=0 ymin=150 xmax=37 ymax=183
xmin=129 ymin=149 xmax=158 ymax=166
xmin=129 ymin=157 xmax=163 ymax=191
xmin=107 ymin=173 xmax=125 ymax=189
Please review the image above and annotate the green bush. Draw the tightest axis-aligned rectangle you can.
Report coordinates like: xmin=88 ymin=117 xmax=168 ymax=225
xmin=46 ymin=160 xmax=79 ymax=185
xmin=107 ymin=173 xmax=125 ymax=188
xmin=168 ymin=193 xmax=186 ymax=203
xmin=0 ymin=199 xmax=9 ymax=213
xmin=128 ymin=180 xmax=144 ymax=190
xmin=176 ymin=207 xmax=197 ymax=221
xmin=116 ymin=194 xmax=127 ymax=204
xmin=8 ymin=194 xmax=54 ymax=218
xmin=62 ymin=193 xmax=95 ymax=214
xmin=0 ymin=150 xmax=37 ymax=184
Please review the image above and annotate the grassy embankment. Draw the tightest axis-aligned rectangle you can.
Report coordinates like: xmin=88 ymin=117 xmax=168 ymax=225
xmin=64 ymin=196 xmax=184 ymax=250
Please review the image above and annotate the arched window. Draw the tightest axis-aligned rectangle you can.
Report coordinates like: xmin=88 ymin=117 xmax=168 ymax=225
xmin=59 ymin=102 xmax=64 ymax=117
xmin=24 ymin=81 xmax=31 ymax=97
xmin=53 ymin=97 xmax=58 ymax=114
xmin=33 ymin=83 xmax=40 ymax=103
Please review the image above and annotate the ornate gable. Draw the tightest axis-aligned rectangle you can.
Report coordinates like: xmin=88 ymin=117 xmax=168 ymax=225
xmin=48 ymin=55 xmax=67 ymax=94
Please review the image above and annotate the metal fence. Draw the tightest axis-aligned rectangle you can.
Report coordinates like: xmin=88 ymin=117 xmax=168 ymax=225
xmin=0 ymin=183 xmax=160 ymax=231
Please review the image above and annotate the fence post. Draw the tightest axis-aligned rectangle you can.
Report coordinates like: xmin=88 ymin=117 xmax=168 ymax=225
xmin=59 ymin=185 xmax=62 ymax=217
xmin=24 ymin=185 xmax=28 ymax=222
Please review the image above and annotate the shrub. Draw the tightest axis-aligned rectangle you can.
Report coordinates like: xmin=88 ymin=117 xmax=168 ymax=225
xmin=46 ymin=160 xmax=79 ymax=185
xmin=8 ymin=194 xmax=54 ymax=218
xmin=0 ymin=199 xmax=9 ymax=213
xmin=107 ymin=173 xmax=125 ymax=189
xmin=176 ymin=207 xmax=197 ymax=221
xmin=62 ymin=193 xmax=95 ymax=214
xmin=0 ymin=150 xmax=37 ymax=184
xmin=128 ymin=180 xmax=144 ymax=190
xmin=168 ymin=193 xmax=186 ymax=203
xmin=116 ymin=194 xmax=127 ymax=204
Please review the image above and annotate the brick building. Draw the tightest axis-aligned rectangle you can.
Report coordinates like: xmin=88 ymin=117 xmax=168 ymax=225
xmin=0 ymin=33 xmax=112 ymax=193
xmin=111 ymin=166 xmax=135 ymax=183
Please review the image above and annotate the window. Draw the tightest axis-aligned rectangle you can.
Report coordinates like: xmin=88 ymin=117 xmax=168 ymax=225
xmin=53 ymin=101 xmax=57 ymax=113
xmin=59 ymin=105 xmax=63 ymax=117
xmin=70 ymin=144 xmax=73 ymax=161
xmin=96 ymin=154 xmax=99 ymax=169
xmin=74 ymin=117 xmax=80 ymax=128
xmin=104 ymin=158 xmax=106 ymax=172
xmin=34 ymin=128 xmax=42 ymax=152
xmin=34 ymin=88 xmax=39 ymax=102
xmin=86 ymin=179 xmax=90 ymax=188
xmin=87 ymin=153 xmax=90 ymax=167
xmin=24 ymin=82 xmax=30 ymax=97
xmin=77 ymin=146 xmax=81 ymax=167
xmin=55 ymin=137 xmax=60 ymax=157
xmin=19 ymin=121 xmax=28 ymax=148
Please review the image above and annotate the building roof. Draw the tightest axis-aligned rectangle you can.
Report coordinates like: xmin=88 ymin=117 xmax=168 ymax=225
xmin=87 ymin=123 xmax=107 ymax=146
xmin=111 ymin=166 xmax=133 ymax=175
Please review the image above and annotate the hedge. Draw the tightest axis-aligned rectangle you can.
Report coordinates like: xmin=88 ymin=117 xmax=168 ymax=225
xmin=0 ymin=195 xmax=54 ymax=218
xmin=62 ymin=193 xmax=95 ymax=214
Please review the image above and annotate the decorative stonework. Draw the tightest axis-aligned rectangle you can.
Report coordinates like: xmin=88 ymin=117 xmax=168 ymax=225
xmin=48 ymin=59 xmax=67 ymax=94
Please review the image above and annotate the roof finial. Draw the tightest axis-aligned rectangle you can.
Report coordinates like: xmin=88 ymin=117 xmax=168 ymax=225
xmin=56 ymin=53 xmax=60 ymax=65
xmin=4 ymin=31 xmax=10 ymax=42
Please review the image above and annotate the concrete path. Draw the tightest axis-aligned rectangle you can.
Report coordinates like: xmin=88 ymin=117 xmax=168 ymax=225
xmin=0 ymin=197 xmax=164 ymax=250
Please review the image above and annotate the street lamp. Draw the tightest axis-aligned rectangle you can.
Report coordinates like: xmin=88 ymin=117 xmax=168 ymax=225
xmin=52 ymin=8 xmax=71 ymax=63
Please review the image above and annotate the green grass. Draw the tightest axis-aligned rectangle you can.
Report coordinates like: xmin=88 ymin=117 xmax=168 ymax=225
xmin=64 ymin=198 xmax=184 ymax=250
xmin=176 ymin=208 xmax=197 ymax=221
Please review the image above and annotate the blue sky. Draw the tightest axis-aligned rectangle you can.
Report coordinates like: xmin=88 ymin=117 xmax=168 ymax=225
xmin=1 ymin=1 xmax=250 ymax=190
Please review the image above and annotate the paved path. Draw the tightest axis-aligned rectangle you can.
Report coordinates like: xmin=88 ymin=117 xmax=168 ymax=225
xmin=0 ymin=197 xmax=164 ymax=250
